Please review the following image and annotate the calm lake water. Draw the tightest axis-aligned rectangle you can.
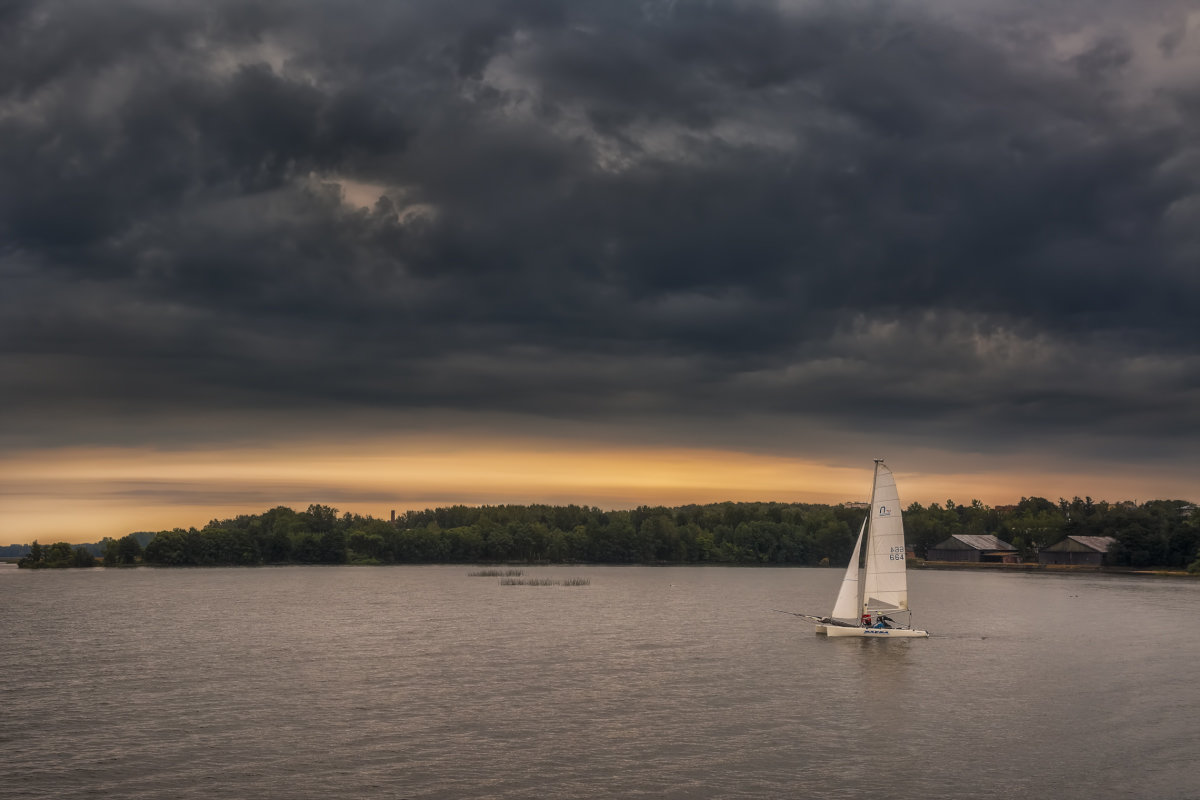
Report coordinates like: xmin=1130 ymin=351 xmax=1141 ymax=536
xmin=3 ymin=564 xmax=1198 ymax=799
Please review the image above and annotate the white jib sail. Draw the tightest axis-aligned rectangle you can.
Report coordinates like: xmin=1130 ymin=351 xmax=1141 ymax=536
xmin=830 ymin=517 xmax=866 ymax=621
xmin=862 ymin=462 xmax=909 ymax=612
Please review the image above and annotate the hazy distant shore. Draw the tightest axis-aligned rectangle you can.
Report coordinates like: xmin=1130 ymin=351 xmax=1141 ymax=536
xmin=911 ymin=560 xmax=1193 ymax=577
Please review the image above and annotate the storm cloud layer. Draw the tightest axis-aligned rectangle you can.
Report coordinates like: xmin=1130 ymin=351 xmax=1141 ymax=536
xmin=3 ymin=0 xmax=1199 ymax=464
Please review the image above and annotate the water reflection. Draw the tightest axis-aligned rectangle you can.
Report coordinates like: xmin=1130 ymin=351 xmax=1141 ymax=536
xmin=3 ymin=565 xmax=1198 ymax=800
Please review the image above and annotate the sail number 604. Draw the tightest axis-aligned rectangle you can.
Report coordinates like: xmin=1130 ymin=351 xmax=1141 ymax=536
xmin=889 ymin=546 xmax=905 ymax=561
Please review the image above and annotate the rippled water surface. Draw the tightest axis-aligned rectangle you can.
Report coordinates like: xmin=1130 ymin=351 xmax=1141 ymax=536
xmin=3 ymin=564 xmax=1198 ymax=799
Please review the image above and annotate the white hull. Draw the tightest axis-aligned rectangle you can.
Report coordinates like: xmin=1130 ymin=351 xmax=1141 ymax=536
xmin=816 ymin=624 xmax=929 ymax=638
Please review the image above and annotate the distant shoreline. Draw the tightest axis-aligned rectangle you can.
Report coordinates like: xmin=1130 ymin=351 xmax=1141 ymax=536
xmin=5 ymin=557 xmax=1192 ymax=578
xmin=911 ymin=559 xmax=1191 ymax=577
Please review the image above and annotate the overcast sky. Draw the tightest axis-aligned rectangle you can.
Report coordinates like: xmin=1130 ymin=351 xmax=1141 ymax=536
xmin=3 ymin=0 xmax=1198 ymax=540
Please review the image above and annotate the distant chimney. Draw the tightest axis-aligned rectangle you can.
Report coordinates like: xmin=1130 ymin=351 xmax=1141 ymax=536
xmin=390 ymin=509 xmax=396 ymax=522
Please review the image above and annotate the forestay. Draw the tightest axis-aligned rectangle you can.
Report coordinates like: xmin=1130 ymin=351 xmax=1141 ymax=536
xmin=830 ymin=517 xmax=865 ymax=621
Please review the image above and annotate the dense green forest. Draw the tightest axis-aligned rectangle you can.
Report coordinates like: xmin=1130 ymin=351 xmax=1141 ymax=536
xmin=15 ymin=495 xmax=1200 ymax=572
xmin=15 ymin=540 xmax=98 ymax=569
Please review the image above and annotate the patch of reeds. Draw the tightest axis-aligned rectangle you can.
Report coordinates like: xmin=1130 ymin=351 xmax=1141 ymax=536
xmin=499 ymin=576 xmax=591 ymax=586
xmin=468 ymin=568 xmax=524 ymax=577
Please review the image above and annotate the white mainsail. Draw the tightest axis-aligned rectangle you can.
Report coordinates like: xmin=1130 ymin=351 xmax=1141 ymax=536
xmin=861 ymin=461 xmax=909 ymax=612
xmin=829 ymin=517 xmax=865 ymax=621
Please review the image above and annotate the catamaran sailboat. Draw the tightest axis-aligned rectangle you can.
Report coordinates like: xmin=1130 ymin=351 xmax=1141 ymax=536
xmin=799 ymin=460 xmax=928 ymax=638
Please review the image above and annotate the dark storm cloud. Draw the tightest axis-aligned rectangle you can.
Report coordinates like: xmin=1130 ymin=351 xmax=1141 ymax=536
xmin=2 ymin=0 xmax=1198 ymax=456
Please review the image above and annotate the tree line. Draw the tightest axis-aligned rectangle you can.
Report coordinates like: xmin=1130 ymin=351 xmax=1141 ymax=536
xmin=14 ymin=495 xmax=1200 ymax=572
xmin=135 ymin=503 xmax=862 ymax=567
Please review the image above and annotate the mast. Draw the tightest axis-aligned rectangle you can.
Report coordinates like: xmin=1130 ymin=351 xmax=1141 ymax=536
xmin=859 ymin=459 xmax=880 ymax=617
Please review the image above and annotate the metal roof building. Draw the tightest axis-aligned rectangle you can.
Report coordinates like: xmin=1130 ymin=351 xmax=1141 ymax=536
xmin=927 ymin=534 xmax=1019 ymax=563
xmin=1039 ymin=535 xmax=1117 ymax=566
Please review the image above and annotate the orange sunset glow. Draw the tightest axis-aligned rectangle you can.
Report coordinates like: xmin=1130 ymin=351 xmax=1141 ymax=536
xmin=2 ymin=434 xmax=1188 ymax=544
